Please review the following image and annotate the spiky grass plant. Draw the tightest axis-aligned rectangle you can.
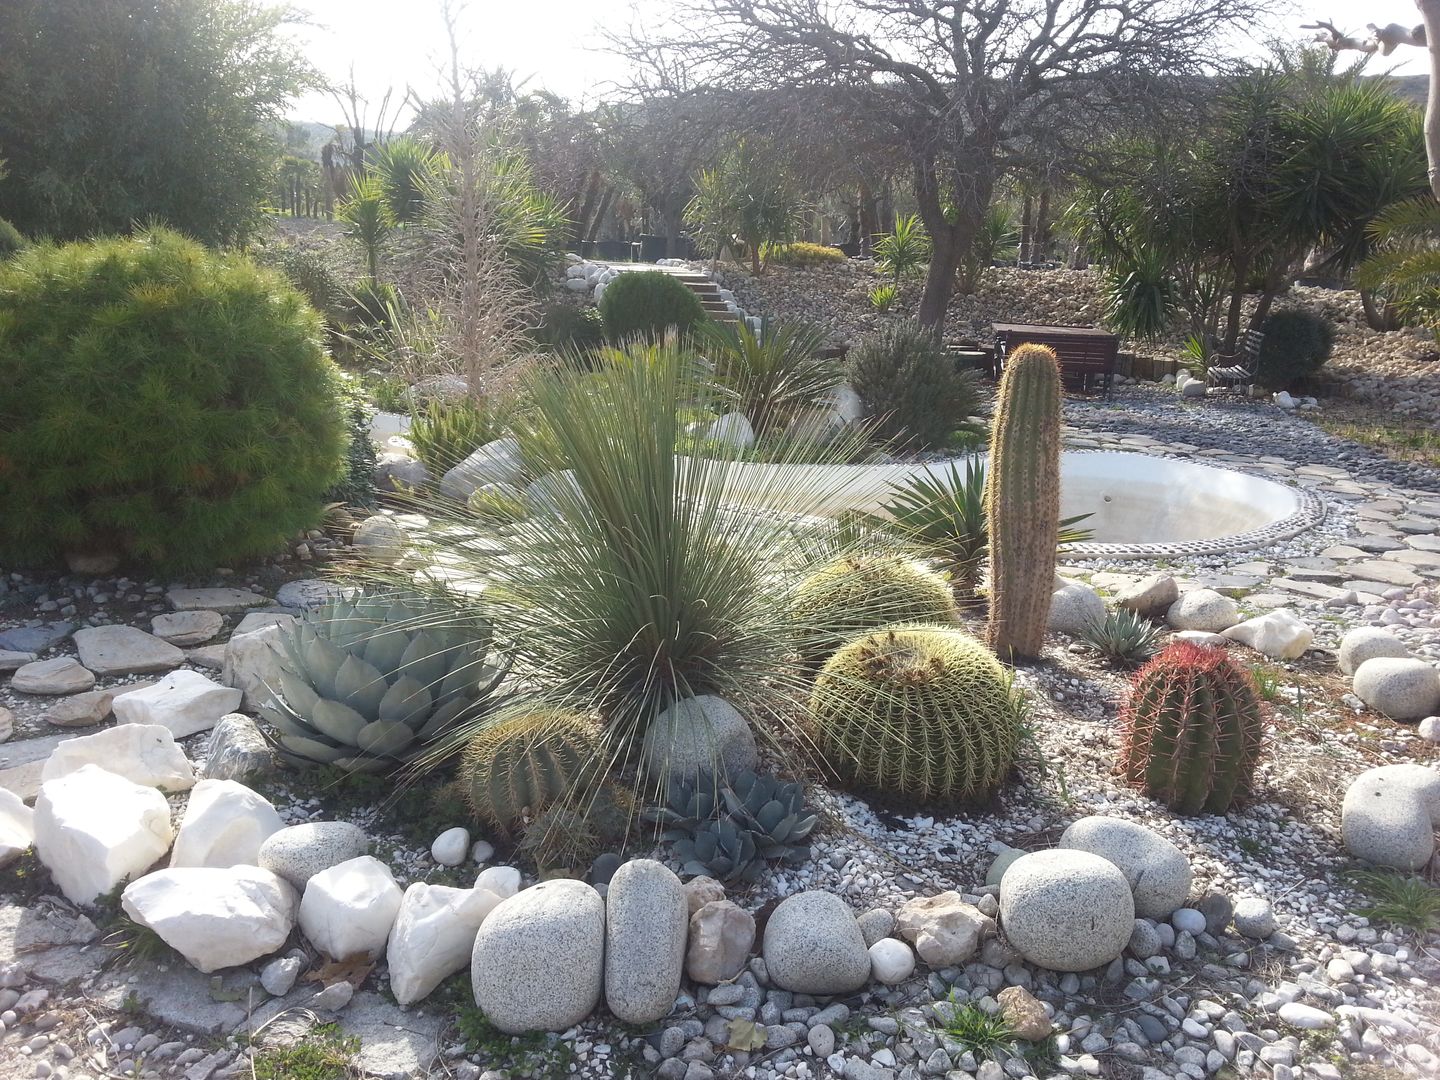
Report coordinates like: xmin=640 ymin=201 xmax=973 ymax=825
xmin=696 ymin=319 xmax=841 ymax=437
xmin=1344 ymin=870 xmax=1440 ymax=935
xmin=940 ymin=997 xmax=1018 ymax=1057
xmin=1078 ymin=609 xmax=1164 ymax=665
xmin=407 ymin=396 xmax=512 ymax=478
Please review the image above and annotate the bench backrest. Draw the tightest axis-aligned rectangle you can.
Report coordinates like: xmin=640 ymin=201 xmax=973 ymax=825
xmin=996 ymin=328 xmax=1117 ymax=375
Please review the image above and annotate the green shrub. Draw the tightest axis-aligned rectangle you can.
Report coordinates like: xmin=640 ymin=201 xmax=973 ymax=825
xmin=599 ymin=271 xmax=706 ymax=342
xmin=344 ymin=277 xmax=404 ymax=332
xmin=255 ymin=244 xmax=350 ymax=328
xmin=0 ymin=228 xmax=346 ymax=569
xmin=847 ymin=322 xmax=979 ymax=449
xmin=761 ymin=241 xmax=846 ymax=268
xmin=1255 ymin=309 xmax=1335 ymax=390
xmin=0 ymin=217 xmax=26 ymax=258
xmin=409 ymin=397 xmax=512 ymax=478
xmin=535 ymin=303 xmax=606 ymax=355
xmin=326 ymin=375 xmax=378 ymax=510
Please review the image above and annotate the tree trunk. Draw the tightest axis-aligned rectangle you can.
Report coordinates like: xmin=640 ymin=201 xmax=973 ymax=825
xmin=1420 ymin=0 xmax=1440 ymax=199
xmin=663 ymin=205 xmax=684 ymax=259
xmin=913 ymin=153 xmax=991 ymax=332
xmin=586 ymin=188 xmax=614 ymax=242
xmin=573 ymin=170 xmax=602 ymax=248
xmin=1035 ymin=188 xmax=1052 ymax=263
xmin=1019 ymin=193 xmax=1034 ymax=265
xmin=858 ymin=183 xmax=879 ymax=256
xmin=1359 ymin=288 xmax=1400 ymax=331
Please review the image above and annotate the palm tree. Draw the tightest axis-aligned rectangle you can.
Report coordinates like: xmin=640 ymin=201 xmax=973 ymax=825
xmin=337 ymin=174 xmax=392 ymax=279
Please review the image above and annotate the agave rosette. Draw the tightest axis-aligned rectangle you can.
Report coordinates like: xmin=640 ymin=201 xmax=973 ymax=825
xmin=260 ymin=591 xmax=510 ymax=773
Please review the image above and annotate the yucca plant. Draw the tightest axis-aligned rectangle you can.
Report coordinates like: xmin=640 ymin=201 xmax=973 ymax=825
xmin=697 ymin=319 xmax=841 ymax=437
xmin=1078 ymin=609 xmax=1164 ymax=665
xmin=875 ymin=214 xmax=930 ymax=282
xmin=260 ymin=590 xmax=511 ymax=773
xmin=1102 ymin=245 xmax=1178 ymax=340
xmin=338 ymin=174 xmax=393 ymax=280
xmin=372 ymin=137 xmax=444 ymax=225
xmin=869 ymin=283 xmax=897 ymax=312
xmin=1355 ymin=196 xmax=1440 ymax=334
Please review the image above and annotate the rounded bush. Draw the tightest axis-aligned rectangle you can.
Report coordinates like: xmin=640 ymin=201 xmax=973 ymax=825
xmin=809 ymin=624 xmax=1021 ymax=803
xmin=1255 ymin=310 xmax=1334 ymax=390
xmin=792 ymin=555 xmax=955 ymax=664
xmin=536 ymin=303 xmax=606 ymax=354
xmin=847 ymin=322 xmax=979 ymax=449
xmin=599 ymin=271 xmax=706 ymax=342
xmin=762 ymin=242 xmax=846 ymax=268
xmin=0 ymin=228 xmax=346 ymax=570
xmin=0 ymin=217 xmax=27 ymax=259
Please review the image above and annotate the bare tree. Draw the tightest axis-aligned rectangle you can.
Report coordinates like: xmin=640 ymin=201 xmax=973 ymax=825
xmin=616 ymin=0 xmax=1262 ymax=329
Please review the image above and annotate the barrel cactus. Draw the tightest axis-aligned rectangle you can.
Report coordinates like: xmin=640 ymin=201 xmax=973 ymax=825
xmin=809 ymin=625 xmax=1022 ymax=803
xmin=1116 ymin=642 xmax=1265 ymax=814
xmin=262 ymin=591 xmax=509 ymax=773
xmin=792 ymin=554 xmax=955 ymax=664
xmin=985 ymin=343 xmax=1061 ymax=659
xmin=462 ymin=709 xmax=603 ymax=838
xmin=518 ymin=781 xmax=636 ymax=874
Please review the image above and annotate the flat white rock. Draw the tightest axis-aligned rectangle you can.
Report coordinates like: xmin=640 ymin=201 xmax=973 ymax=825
xmin=42 ymin=723 xmax=196 ymax=792
xmin=221 ymin=624 xmax=291 ymax=712
xmin=122 ymin=866 xmax=297 ymax=973
xmin=34 ymin=765 xmax=175 ymax=905
xmin=299 ymin=855 xmax=403 ymax=959
xmin=1219 ymin=608 xmax=1312 ymax=660
xmin=73 ymin=625 xmax=184 ymax=676
xmin=386 ymin=882 xmax=503 ymax=1005
xmin=167 ymin=588 xmax=270 ymax=613
xmin=170 ymin=779 xmax=284 ymax=869
xmin=0 ymin=788 xmax=35 ymax=868
xmin=112 ymin=670 xmax=242 ymax=738
xmin=151 ymin=610 xmax=225 ymax=646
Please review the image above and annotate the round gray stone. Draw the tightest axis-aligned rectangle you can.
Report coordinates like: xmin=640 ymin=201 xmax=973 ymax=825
xmin=1166 ymin=590 xmax=1240 ymax=633
xmin=999 ymin=850 xmax=1134 ymax=972
xmin=986 ymin=845 xmax=1027 ymax=887
xmin=472 ymin=879 xmax=604 ymax=1033
xmin=1338 ymin=627 xmax=1409 ymax=676
xmin=605 ymin=859 xmax=687 ymax=1024
xmin=351 ymin=515 xmax=407 ymax=565
xmin=258 ymin=822 xmax=368 ymax=888
xmin=1047 ymin=584 xmax=1106 ymax=635
xmin=1351 ymin=658 xmax=1440 ymax=721
xmin=1058 ymin=816 xmax=1192 ymax=920
xmin=1341 ymin=764 xmax=1440 ymax=870
xmin=1232 ymin=897 xmax=1277 ymax=939
xmin=641 ymin=695 xmax=758 ymax=782
xmin=1127 ymin=919 xmax=1161 ymax=959
xmin=856 ymin=908 xmax=895 ymax=948
xmin=762 ymin=891 xmax=870 ymax=995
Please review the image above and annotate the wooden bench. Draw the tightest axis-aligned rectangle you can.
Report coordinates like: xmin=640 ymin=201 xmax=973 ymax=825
xmin=992 ymin=323 xmax=1119 ymax=397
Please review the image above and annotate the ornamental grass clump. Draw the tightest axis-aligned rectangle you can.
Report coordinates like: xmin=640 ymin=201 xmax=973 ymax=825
xmin=0 ymin=228 xmax=348 ymax=570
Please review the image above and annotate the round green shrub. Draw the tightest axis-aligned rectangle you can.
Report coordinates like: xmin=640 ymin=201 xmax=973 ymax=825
xmin=599 ymin=270 xmax=706 ymax=342
xmin=1255 ymin=309 xmax=1335 ymax=390
xmin=0 ymin=228 xmax=347 ymax=570
xmin=792 ymin=554 xmax=955 ymax=664
xmin=847 ymin=322 xmax=980 ymax=449
xmin=0 ymin=218 xmax=27 ymax=259
xmin=255 ymin=243 xmax=350 ymax=328
xmin=809 ymin=624 xmax=1021 ymax=803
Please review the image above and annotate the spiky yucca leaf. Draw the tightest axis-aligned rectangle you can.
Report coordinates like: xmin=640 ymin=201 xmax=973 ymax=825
xmin=696 ymin=319 xmax=841 ymax=437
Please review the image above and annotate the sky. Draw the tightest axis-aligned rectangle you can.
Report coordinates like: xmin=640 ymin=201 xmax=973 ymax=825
xmin=282 ymin=0 xmax=1430 ymax=125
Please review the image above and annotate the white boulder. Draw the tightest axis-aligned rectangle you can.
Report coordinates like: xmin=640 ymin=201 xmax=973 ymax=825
xmin=1166 ymin=590 xmax=1240 ymax=633
xmin=431 ymin=827 xmax=470 ymax=867
xmin=299 ymin=856 xmax=403 ymax=960
xmin=34 ymin=765 xmax=175 ymax=905
xmin=1058 ymin=816 xmax=1192 ymax=919
xmin=894 ymin=892 xmax=987 ymax=967
xmin=42 ymin=723 xmax=196 ymax=792
xmin=1220 ymin=609 xmax=1313 ymax=660
xmin=170 ymin=779 xmax=284 ymax=869
xmin=868 ymin=938 xmax=916 ymax=985
xmin=1338 ymin=627 xmax=1410 ymax=676
xmin=1352 ymin=658 xmax=1440 ymax=720
xmin=1114 ymin=574 xmax=1179 ymax=617
xmin=112 ymin=669 xmax=242 ymax=738
xmin=73 ymin=624 xmax=184 ymax=676
xmin=121 ymin=866 xmax=297 ymax=973
xmin=0 ymin=788 xmax=35 ymax=868
xmin=1342 ymin=764 xmax=1440 ymax=870
xmin=474 ymin=865 xmax=521 ymax=900
xmin=1047 ymin=584 xmax=1106 ymax=635
xmin=999 ymin=850 xmax=1134 ymax=972
xmin=221 ymin=624 xmax=291 ymax=713
xmin=352 ymin=514 xmax=408 ymax=565
xmin=705 ymin=413 xmax=756 ymax=451
xmin=440 ymin=438 xmax=526 ymax=502
xmin=386 ymin=882 xmax=504 ymax=1005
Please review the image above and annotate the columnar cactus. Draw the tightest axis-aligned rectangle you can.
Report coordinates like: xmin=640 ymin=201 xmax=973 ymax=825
xmin=1116 ymin=642 xmax=1266 ymax=814
xmin=808 ymin=624 xmax=1022 ymax=803
xmin=462 ymin=709 xmax=602 ymax=838
xmin=985 ymin=342 xmax=1062 ymax=659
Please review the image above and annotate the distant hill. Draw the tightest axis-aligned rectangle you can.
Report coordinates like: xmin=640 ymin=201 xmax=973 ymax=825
xmin=1379 ymin=74 xmax=1427 ymax=108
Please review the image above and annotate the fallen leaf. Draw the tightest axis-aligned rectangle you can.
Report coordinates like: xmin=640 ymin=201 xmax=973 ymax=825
xmin=304 ymin=953 xmax=375 ymax=988
xmin=726 ymin=1017 xmax=767 ymax=1052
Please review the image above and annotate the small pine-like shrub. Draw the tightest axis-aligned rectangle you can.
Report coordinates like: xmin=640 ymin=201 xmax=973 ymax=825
xmin=762 ymin=241 xmax=846 ymax=268
xmin=0 ymin=217 xmax=27 ymax=259
xmin=847 ymin=322 xmax=979 ymax=449
xmin=599 ymin=271 xmax=706 ymax=342
xmin=810 ymin=624 xmax=1022 ymax=803
xmin=255 ymin=243 xmax=350 ymax=328
xmin=0 ymin=228 xmax=346 ymax=570
xmin=326 ymin=375 xmax=378 ymax=510
xmin=792 ymin=555 xmax=956 ymax=664
xmin=1254 ymin=310 xmax=1335 ymax=390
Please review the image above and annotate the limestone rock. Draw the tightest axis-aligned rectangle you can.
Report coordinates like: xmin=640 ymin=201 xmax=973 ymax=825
xmin=705 ymin=412 xmax=756 ymax=451
xmin=999 ymin=850 xmax=1134 ymax=972
xmin=1058 ymin=816 xmax=1192 ymax=920
xmin=112 ymin=670 xmax=242 ymax=738
xmin=42 ymin=723 xmax=196 ymax=792
xmin=221 ymin=624 xmax=291 ymax=713
xmin=687 ymin=899 xmax=754 ymax=985
xmin=1338 ymin=627 xmax=1410 ymax=676
xmin=1219 ymin=609 xmax=1313 ymax=661
xmin=202 ymin=714 xmax=275 ymax=782
xmin=1351 ymin=658 xmax=1440 ymax=720
xmin=1047 ymin=584 xmax=1106 ymax=635
xmin=895 ymin=892 xmax=987 ymax=967
xmin=34 ymin=765 xmax=175 ymax=905
xmin=1166 ymin=590 xmax=1240 ymax=633
xmin=387 ymin=882 xmax=503 ymax=1005
xmin=1342 ymin=764 xmax=1440 ymax=870
xmin=474 ymin=865 xmax=521 ymax=900
xmin=167 ymin=587 xmax=270 ymax=612
xmin=276 ymin=579 xmax=347 ymax=610
xmin=1114 ymin=574 xmax=1179 ymax=617
xmin=641 ymin=695 xmax=759 ymax=782
xmin=121 ymin=866 xmax=297 ymax=973
xmin=0 ymin=788 xmax=35 ymax=868
xmin=1171 ymin=630 xmax=1229 ymax=648
xmin=440 ymin=438 xmax=526 ymax=502
xmin=73 ymin=625 xmax=184 ymax=676
xmin=44 ymin=688 xmax=120 ymax=728
xmin=763 ymin=891 xmax=870 ymax=995
xmin=430 ymin=827 xmax=470 ymax=867
xmin=259 ymin=822 xmax=369 ymax=888
xmin=151 ymin=610 xmax=225 ymax=647
xmin=605 ymin=859 xmax=688 ymax=1024
xmin=471 ymin=879 xmax=606 ymax=1033
xmin=299 ymin=856 xmax=404 ymax=960
xmin=684 ymin=876 xmax=726 ymax=916
xmin=170 ymin=779 xmax=283 ymax=869
xmin=0 ymin=650 xmax=37 ymax=672
xmin=12 ymin=657 xmax=95 ymax=695
xmin=868 ymin=938 xmax=915 ymax=985
xmin=997 ymin=986 xmax=1052 ymax=1041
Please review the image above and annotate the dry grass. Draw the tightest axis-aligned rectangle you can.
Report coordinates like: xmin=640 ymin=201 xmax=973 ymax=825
xmin=1310 ymin=402 xmax=1440 ymax=468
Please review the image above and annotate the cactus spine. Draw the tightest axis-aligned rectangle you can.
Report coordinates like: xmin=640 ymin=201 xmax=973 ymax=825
xmin=1116 ymin=642 xmax=1265 ymax=814
xmin=985 ymin=343 xmax=1062 ymax=659
xmin=461 ymin=708 xmax=602 ymax=838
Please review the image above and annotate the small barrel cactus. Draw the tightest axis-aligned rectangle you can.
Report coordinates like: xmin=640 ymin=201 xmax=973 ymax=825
xmin=792 ymin=554 xmax=955 ymax=664
xmin=1116 ymin=642 xmax=1265 ymax=814
xmin=462 ymin=708 xmax=602 ymax=838
xmin=809 ymin=624 xmax=1022 ymax=803
xmin=518 ymin=781 xmax=636 ymax=874
xmin=985 ymin=342 xmax=1062 ymax=659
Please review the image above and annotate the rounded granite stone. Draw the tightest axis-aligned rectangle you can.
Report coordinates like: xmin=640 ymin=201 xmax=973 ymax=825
xmin=762 ymin=890 xmax=870 ymax=995
xmin=1337 ymin=627 xmax=1409 ymax=676
xmin=1351 ymin=658 xmax=1440 ymax=721
xmin=1341 ymin=764 xmax=1440 ymax=870
xmin=604 ymin=859 xmax=688 ymax=1024
xmin=257 ymin=822 xmax=369 ymax=889
xmin=1058 ymin=816 xmax=1192 ymax=919
xmin=471 ymin=878 xmax=605 ymax=1034
xmin=1000 ymin=850 xmax=1134 ymax=972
